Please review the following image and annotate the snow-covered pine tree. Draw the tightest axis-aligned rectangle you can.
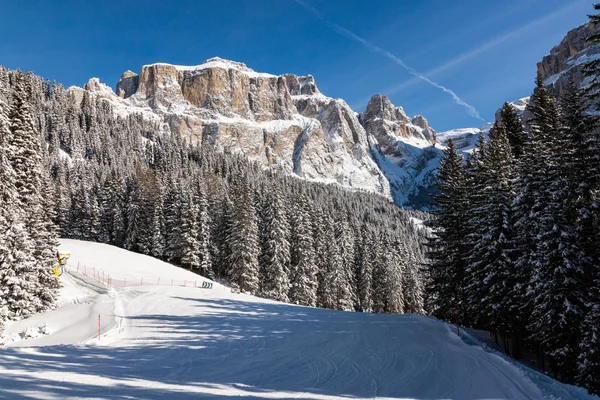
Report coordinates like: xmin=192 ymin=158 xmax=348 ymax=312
xmin=179 ymin=191 xmax=201 ymax=271
xmin=386 ymin=236 xmax=406 ymax=315
xmin=8 ymin=74 xmax=44 ymax=215
xmin=289 ymin=195 xmax=317 ymax=307
xmin=227 ymin=176 xmax=260 ymax=294
xmin=426 ymin=139 xmax=469 ymax=322
xmin=6 ymin=73 xmax=58 ymax=313
xmin=498 ymin=102 xmax=528 ymax=158
xmin=150 ymin=181 xmax=166 ymax=259
xmin=559 ymin=79 xmax=599 ymax=276
xmin=371 ymin=231 xmax=391 ymax=314
xmin=465 ymin=123 xmax=516 ymax=337
xmin=0 ymin=221 xmax=40 ymax=321
xmin=163 ymin=178 xmax=183 ymax=263
xmin=526 ymin=74 xmax=586 ymax=382
xmin=258 ymin=186 xmax=290 ymax=302
xmin=354 ymin=224 xmax=372 ymax=312
xmin=316 ymin=213 xmax=350 ymax=310
xmin=402 ymin=245 xmax=425 ymax=315
xmin=196 ymin=179 xmax=213 ymax=279
xmin=335 ymin=218 xmax=356 ymax=310
xmin=576 ymin=6 xmax=600 ymax=393
xmin=583 ymin=3 xmax=600 ymax=114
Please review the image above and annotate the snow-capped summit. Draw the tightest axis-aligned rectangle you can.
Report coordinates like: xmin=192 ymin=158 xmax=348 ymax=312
xmin=108 ymin=57 xmax=392 ymax=200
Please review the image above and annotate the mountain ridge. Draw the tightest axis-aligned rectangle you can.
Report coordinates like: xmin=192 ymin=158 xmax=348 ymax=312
xmin=68 ymin=20 xmax=598 ymax=209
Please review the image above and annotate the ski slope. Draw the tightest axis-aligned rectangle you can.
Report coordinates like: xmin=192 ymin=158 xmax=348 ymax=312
xmin=0 ymin=240 xmax=596 ymax=399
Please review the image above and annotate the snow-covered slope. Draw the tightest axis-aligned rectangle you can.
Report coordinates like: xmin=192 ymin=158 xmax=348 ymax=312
xmin=0 ymin=240 xmax=596 ymax=399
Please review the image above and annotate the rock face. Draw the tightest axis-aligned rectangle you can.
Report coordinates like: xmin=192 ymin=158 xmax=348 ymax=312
xmin=538 ymin=22 xmax=600 ymax=98
xmin=361 ymin=94 xmax=440 ymax=207
xmin=116 ymin=71 xmax=139 ymax=99
xmin=94 ymin=57 xmax=391 ymax=199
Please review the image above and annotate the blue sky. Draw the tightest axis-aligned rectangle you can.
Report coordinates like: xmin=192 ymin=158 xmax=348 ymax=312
xmin=0 ymin=0 xmax=592 ymax=131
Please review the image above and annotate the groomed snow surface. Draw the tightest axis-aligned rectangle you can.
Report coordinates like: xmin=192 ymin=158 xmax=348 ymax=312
xmin=0 ymin=240 xmax=596 ymax=399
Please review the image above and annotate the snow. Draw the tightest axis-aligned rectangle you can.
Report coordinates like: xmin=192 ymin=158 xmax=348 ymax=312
xmin=58 ymin=148 xmax=72 ymax=165
xmin=147 ymin=57 xmax=277 ymax=78
xmin=436 ymin=123 xmax=492 ymax=155
xmin=1 ymin=240 xmax=596 ymax=399
xmin=544 ymin=52 xmax=600 ymax=86
xmin=511 ymin=97 xmax=530 ymax=113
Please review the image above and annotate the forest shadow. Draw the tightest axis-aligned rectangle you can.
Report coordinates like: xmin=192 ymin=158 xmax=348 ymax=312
xmin=0 ymin=296 xmax=428 ymax=400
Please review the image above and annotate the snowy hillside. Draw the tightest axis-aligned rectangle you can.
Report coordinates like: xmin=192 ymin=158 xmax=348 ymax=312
xmin=0 ymin=240 xmax=595 ymax=399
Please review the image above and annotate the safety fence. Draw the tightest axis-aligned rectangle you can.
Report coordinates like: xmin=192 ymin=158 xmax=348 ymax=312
xmin=69 ymin=261 xmax=219 ymax=291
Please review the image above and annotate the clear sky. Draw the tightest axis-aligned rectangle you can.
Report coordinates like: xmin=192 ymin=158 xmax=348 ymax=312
xmin=0 ymin=0 xmax=592 ymax=131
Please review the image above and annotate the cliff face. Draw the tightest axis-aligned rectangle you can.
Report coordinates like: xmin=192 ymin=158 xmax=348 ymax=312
xmin=79 ymin=57 xmax=468 ymax=209
xmin=107 ymin=57 xmax=392 ymax=199
xmin=538 ymin=22 xmax=600 ymax=98
xmin=360 ymin=94 xmax=440 ymax=208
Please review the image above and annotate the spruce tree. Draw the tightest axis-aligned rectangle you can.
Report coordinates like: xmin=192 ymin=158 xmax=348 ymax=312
xmin=178 ymin=191 xmax=200 ymax=271
xmin=258 ymin=187 xmax=291 ymax=302
xmin=499 ymin=102 xmax=528 ymax=158
xmin=227 ymin=177 xmax=260 ymax=293
xmin=197 ymin=183 xmax=213 ymax=279
xmin=527 ymin=74 xmax=585 ymax=381
xmin=289 ymin=195 xmax=317 ymax=306
xmin=354 ymin=225 xmax=372 ymax=312
xmin=426 ymin=139 xmax=469 ymax=322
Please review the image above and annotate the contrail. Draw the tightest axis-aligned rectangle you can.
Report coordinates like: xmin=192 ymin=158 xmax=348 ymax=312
xmin=376 ymin=0 xmax=591 ymax=98
xmin=293 ymin=0 xmax=485 ymax=122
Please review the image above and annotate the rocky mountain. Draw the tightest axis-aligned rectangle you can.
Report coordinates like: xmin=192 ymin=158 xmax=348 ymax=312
xmin=80 ymin=58 xmax=393 ymax=201
xmin=539 ymin=22 xmax=600 ymax=98
xmin=70 ymin=19 xmax=594 ymax=211
xmin=74 ymin=59 xmax=527 ymax=210
xmin=74 ymin=57 xmax=454 ymax=208
xmin=360 ymin=94 xmax=441 ymax=207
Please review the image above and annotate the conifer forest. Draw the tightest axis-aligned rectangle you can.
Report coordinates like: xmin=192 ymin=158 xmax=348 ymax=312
xmin=1 ymin=2 xmax=600 ymax=397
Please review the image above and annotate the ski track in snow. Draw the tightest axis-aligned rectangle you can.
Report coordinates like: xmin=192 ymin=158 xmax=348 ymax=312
xmin=0 ymin=239 xmax=597 ymax=400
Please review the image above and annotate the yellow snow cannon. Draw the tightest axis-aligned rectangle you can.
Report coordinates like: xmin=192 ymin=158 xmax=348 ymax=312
xmin=53 ymin=250 xmax=70 ymax=278
xmin=57 ymin=251 xmax=70 ymax=266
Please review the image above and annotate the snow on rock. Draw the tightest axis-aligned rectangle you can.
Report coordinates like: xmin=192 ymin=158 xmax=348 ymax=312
xmin=0 ymin=239 xmax=596 ymax=399
xmin=147 ymin=57 xmax=277 ymax=78
xmin=362 ymin=94 xmax=442 ymax=208
xmin=539 ymin=22 xmax=600 ymax=98
xmin=74 ymin=58 xmax=393 ymax=201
